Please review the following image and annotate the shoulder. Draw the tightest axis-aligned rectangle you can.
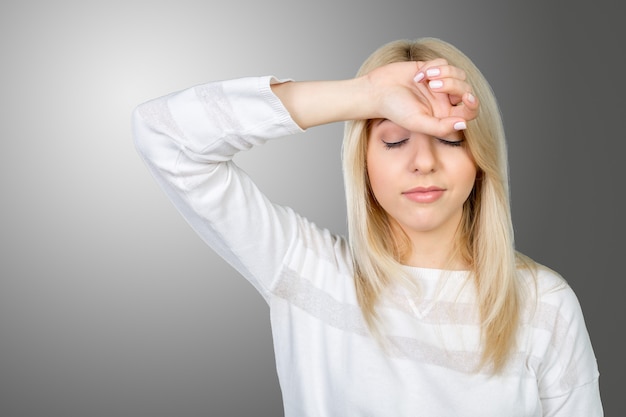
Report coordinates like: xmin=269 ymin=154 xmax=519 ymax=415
xmin=517 ymin=264 xmax=593 ymax=348
xmin=517 ymin=265 xmax=600 ymax=401
xmin=519 ymin=264 xmax=578 ymax=309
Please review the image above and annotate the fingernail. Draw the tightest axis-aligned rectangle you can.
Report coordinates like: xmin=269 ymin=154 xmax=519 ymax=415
xmin=429 ymin=80 xmax=443 ymax=89
xmin=414 ymin=72 xmax=425 ymax=82
xmin=467 ymin=93 xmax=476 ymax=104
xmin=426 ymin=68 xmax=440 ymax=77
xmin=454 ymin=121 xmax=467 ymax=130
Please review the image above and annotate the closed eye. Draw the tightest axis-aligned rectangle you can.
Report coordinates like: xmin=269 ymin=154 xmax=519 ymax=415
xmin=383 ymin=138 xmax=409 ymax=150
xmin=436 ymin=137 xmax=464 ymax=147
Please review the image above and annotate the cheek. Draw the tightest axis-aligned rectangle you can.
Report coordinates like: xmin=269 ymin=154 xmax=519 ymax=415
xmin=366 ymin=152 xmax=388 ymax=195
xmin=451 ymin=147 xmax=477 ymax=182
xmin=365 ymin=157 xmax=389 ymax=209
xmin=457 ymin=160 xmax=478 ymax=195
xmin=366 ymin=160 xmax=380 ymax=198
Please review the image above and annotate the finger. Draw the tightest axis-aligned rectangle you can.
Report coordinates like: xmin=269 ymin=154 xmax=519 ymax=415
xmin=427 ymin=77 xmax=474 ymax=101
xmin=421 ymin=58 xmax=449 ymax=70
xmin=450 ymin=93 xmax=480 ymax=120
xmin=414 ymin=65 xmax=467 ymax=86
xmin=449 ymin=95 xmax=463 ymax=106
xmin=427 ymin=82 xmax=479 ymax=122
xmin=423 ymin=64 xmax=467 ymax=82
xmin=462 ymin=91 xmax=479 ymax=111
xmin=413 ymin=59 xmax=449 ymax=83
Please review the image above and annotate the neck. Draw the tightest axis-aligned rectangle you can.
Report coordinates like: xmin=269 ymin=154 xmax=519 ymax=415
xmin=391 ymin=218 xmax=468 ymax=271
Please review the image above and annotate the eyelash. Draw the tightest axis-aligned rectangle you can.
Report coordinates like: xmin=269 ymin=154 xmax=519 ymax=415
xmin=383 ymin=138 xmax=409 ymax=149
xmin=436 ymin=137 xmax=464 ymax=147
xmin=382 ymin=137 xmax=464 ymax=150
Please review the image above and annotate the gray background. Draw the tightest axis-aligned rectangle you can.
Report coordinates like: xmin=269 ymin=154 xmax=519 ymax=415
xmin=1 ymin=0 xmax=623 ymax=416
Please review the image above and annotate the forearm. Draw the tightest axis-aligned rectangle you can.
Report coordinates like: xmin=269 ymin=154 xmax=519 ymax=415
xmin=270 ymin=76 xmax=374 ymax=129
xmin=270 ymin=61 xmax=478 ymax=138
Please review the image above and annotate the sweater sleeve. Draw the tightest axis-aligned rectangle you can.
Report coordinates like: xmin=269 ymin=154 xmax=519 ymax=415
xmin=132 ymin=76 xmax=307 ymax=300
xmin=534 ymin=276 xmax=603 ymax=417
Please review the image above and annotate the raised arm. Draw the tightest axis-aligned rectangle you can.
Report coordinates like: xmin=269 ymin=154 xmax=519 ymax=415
xmin=132 ymin=60 xmax=478 ymax=300
xmin=271 ymin=59 xmax=478 ymax=135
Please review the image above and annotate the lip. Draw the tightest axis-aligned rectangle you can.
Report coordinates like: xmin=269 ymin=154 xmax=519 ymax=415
xmin=402 ymin=186 xmax=445 ymax=203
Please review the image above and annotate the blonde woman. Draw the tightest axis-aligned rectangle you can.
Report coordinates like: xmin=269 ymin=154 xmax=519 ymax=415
xmin=133 ymin=38 xmax=602 ymax=416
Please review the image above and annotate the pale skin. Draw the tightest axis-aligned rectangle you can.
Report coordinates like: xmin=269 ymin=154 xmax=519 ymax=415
xmin=271 ymin=59 xmax=480 ymax=269
xmin=367 ymin=118 xmax=477 ymax=269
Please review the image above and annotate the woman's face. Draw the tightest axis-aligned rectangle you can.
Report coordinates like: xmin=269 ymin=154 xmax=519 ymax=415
xmin=366 ymin=119 xmax=477 ymax=243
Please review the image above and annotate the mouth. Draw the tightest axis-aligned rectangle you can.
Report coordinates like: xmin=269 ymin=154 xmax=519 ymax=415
xmin=402 ymin=186 xmax=445 ymax=203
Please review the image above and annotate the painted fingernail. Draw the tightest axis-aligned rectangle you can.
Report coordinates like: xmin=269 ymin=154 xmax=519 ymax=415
xmin=429 ymin=80 xmax=443 ymax=89
xmin=467 ymin=93 xmax=476 ymax=104
xmin=454 ymin=121 xmax=467 ymax=130
xmin=414 ymin=72 xmax=425 ymax=82
xmin=426 ymin=68 xmax=440 ymax=77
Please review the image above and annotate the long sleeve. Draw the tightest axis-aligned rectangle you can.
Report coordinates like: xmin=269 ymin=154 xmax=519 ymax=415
xmin=532 ymin=274 xmax=603 ymax=417
xmin=131 ymin=76 xmax=604 ymax=417
xmin=132 ymin=76 xmax=308 ymax=300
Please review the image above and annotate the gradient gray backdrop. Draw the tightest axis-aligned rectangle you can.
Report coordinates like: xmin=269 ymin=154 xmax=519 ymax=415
xmin=1 ymin=0 xmax=623 ymax=416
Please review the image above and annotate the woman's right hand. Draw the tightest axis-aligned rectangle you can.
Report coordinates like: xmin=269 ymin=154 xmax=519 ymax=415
xmin=271 ymin=59 xmax=479 ymax=137
xmin=364 ymin=59 xmax=479 ymax=138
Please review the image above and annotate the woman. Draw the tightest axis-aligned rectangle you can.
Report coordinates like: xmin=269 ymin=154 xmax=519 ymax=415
xmin=133 ymin=37 xmax=602 ymax=416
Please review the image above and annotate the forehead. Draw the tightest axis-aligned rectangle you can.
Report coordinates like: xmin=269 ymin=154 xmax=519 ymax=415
xmin=369 ymin=119 xmax=464 ymax=141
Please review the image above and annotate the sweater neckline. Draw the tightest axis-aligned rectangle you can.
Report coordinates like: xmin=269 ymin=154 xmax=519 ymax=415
xmin=400 ymin=265 xmax=470 ymax=279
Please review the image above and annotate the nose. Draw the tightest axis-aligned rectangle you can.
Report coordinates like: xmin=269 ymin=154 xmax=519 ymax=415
xmin=410 ymin=135 xmax=437 ymax=174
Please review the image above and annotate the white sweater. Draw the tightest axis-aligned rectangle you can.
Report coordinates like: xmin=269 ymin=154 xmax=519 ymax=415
xmin=133 ymin=76 xmax=602 ymax=416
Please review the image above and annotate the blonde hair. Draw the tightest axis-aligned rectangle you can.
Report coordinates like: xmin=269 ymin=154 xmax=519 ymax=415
xmin=342 ymin=38 xmax=536 ymax=373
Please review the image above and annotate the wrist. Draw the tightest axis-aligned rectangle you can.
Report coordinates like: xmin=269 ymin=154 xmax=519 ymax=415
xmin=346 ymin=75 xmax=380 ymax=121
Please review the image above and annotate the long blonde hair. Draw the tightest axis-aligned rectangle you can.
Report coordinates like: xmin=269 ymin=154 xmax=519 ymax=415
xmin=342 ymin=37 xmax=535 ymax=373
